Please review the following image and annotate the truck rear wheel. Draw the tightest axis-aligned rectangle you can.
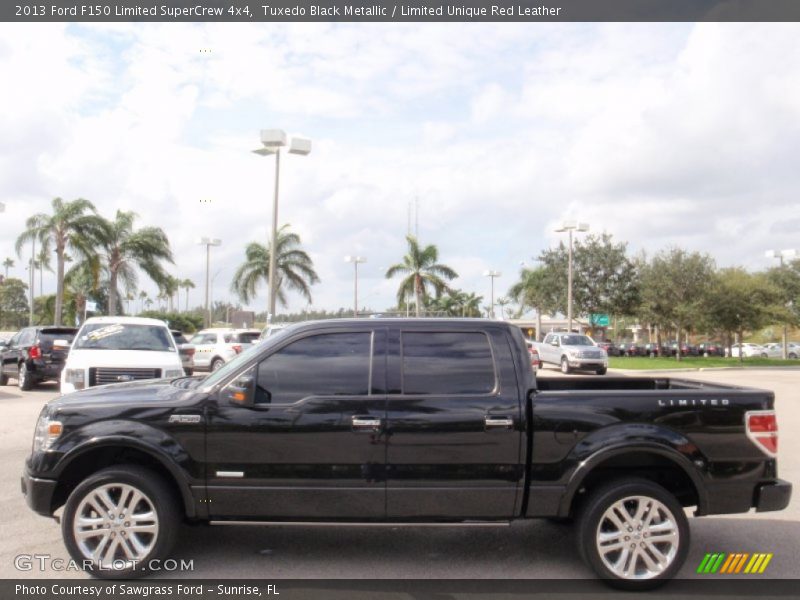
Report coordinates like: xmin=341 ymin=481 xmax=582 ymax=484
xmin=62 ymin=466 xmax=179 ymax=579
xmin=577 ymin=478 xmax=689 ymax=590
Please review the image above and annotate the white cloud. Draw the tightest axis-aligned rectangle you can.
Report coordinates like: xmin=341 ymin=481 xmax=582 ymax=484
xmin=1 ymin=22 xmax=799 ymax=315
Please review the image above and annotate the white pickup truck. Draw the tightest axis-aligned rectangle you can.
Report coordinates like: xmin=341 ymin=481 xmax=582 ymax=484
xmin=535 ymin=332 xmax=608 ymax=375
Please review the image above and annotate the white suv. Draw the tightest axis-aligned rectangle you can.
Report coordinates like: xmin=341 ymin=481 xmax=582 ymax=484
xmin=61 ymin=316 xmax=185 ymax=394
xmin=188 ymin=328 xmax=246 ymax=371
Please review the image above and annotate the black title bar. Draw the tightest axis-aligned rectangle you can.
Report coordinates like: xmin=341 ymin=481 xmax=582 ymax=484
xmin=5 ymin=0 xmax=800 ymax=22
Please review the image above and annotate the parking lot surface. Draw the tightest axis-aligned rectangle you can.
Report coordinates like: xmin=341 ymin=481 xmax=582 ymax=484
xmin=1 ymin=368 xmax=798 ymax=580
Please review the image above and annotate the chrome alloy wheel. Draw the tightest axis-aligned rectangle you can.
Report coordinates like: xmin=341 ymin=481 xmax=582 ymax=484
xmin=72 ymin=483 xmax=159 ymax=569
xmin=595 ymin=495 xmax=679 ymax=580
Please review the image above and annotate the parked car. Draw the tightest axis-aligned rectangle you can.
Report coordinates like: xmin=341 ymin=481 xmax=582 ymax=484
xmin=669 ymin=341 xmax=699 ymax=357
xmin=257 ymin=323 xmax=289 ymax=343
xmin=525 ymin=340 xmax=542 ymax=370
xmin=762 ymin=342 xmax=800 ymax=359
xmin=698 ymin=341 xmax=725 ymax=357
xmin=644 ymin=342 xmax=669 ymax=357
xmin=171 ymin=330 xmax=196 ymax=376
xmin=61 ymin=316 xmax=184 ymax=394
xmin=728 ymin=343 xmax=768 ymax=358
xmin=620 ymin=341 xmax=645 ymax=357
xmin=232 ymin=328 xmax=261 ymax=349
xmin=189 ymin=328 xmax=245 ymax=371
xmin=22 ymin=319 xmax=791 ymax=588
xmin=596 ymin=339 xmax=622 ymax=357
xmin=536 ymin=332 xmax=608 ymax=374
xmin=0 ymin=326 xmax=77 ymax=390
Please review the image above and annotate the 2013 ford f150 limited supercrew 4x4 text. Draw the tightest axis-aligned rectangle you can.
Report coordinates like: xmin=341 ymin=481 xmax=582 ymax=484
xmin=21 ymin=319 xmax=791 ymax=588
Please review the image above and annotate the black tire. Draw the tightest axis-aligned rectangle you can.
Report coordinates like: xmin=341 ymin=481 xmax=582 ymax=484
xmin=596 ymin=367 xmax=607 ymax=375
xmin=0 ymin=371 xmax=7 ymax=386
xmin=790 ymin=353 xmax=798 ymax=360
xmin=560 ymin=356 xmax=571 ymax=374
xmin=577 ymin=478 xmax=689 ymax=590
xmin=18 ymin=363 xmax=33 ymax=391
xmin=210 ymin=358 xmax=224 ymax=371
xmin=185 ymin=368 xmax=194 ymax=376
xmin=62 ymin=465 xmax=180 ymax=579
xmin=761 ymin=353 xmax=768 ymax=359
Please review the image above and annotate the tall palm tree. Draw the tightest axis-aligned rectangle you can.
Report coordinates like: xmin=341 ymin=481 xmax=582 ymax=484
xmin=2 ymin=258 xmax=13 ymax=278
xmin=385 ymin=235 xmax=458 ymax=317
xmin=181 ymin=278 xmax=195 ymax=312
xmin=509 ymin=266 xmax=554 ymax=341
xmin=231 ymin=224 xmax=320 ymax=310
xmin=95 ymin=210 xmax=174 ymax=316
xmin=15 ymin=198 xmax=107 ymax=325
xmin=65 ymin=256 xmax=103 ymax=326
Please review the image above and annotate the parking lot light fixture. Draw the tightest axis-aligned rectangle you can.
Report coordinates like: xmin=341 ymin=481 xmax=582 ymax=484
xmin=766 ymin=249 xmax=797 ymax=359
xmin=554 ymin=221 xmax=589 ymax=332
xmin=483 ymin=270 xmax=502 ymax=319
xmin=198 ymin=237 xmax=222 ymax=328
xmin=253 ymin=130 xmax=312 ymax=323
xmin=345 ymin=256 xmax=367 ymax=317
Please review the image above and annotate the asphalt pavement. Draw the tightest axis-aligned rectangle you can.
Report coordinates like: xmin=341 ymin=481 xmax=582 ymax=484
xmin=0 ymin=369 xmax=798 ymax=582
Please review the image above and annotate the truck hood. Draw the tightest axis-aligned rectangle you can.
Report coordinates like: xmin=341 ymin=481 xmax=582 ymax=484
xmin=65 ymin=349 xmax=182 ymax=369
xmin=50 ymin=376 xmax=205 ymax=410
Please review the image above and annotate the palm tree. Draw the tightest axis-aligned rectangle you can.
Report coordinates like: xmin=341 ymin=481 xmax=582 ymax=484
xmin=15 ymin=198 xmax=107 ymax=325
xmin=138 ymin=290 xmax=148 ymax=314
xmin=2 ymin=258 xmax=13 ymax=278
xmin=34 ymin=246 xmax=53 ymax=299
xmin=65 ymin=257 xmax=103 ymax=326
xmin=231 ymin=224 xmax=320 ymax=311
xmin=385 ymin=235 xmax=458 ymax=317
xmin=181 ymin=278 xmax=195 ymax=312
xmin=509 ymin=266 xmax=553 ymax=341
xmin=160 ymin=276 xmax=180 ymax=312
xmin=461 ymin=292 xmax=483 ymax=317
xmin=95 ymin=210 xmax=174 ymax=316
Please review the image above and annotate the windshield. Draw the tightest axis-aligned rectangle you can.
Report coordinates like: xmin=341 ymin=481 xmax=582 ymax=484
xmin=200 ymin=323 xmax=300 ymax=389
xmin=74 ymin=323 xmax=176 ymax=352
xmin=561 ymin=335 xmax=594 ymax=346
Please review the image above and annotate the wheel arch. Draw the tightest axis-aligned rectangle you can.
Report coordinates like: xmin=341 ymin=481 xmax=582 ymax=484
xmin=560 ymin=444 xmax=706 ymax=518
xmin=51 ymin=440 xmax=197 ymax=519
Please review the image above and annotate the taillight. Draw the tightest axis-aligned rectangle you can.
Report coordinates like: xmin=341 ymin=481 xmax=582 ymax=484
xmin=28 ymin=345 xmax=41 ymax=359
xmin=746 ymin=410 xmax=778 ymax=457
xmin=232 ymin=344 xmax=242 ymax=354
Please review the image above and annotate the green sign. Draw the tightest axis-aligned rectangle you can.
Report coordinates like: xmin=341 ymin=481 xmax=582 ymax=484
xmin=591 ymin=314 xmax=610 ymax=327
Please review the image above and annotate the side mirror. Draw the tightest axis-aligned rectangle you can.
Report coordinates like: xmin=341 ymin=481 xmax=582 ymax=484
xmin=222 ymin=372 xmax=256 ymax=407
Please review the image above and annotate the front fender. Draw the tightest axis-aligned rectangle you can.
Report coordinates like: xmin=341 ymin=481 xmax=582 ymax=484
xmin=44 ymin=420 xmax=200 ymax=518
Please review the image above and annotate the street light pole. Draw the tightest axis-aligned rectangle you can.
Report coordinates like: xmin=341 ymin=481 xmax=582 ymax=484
xmin=198 ymin=237 xmax=221 ymax=328
xmin=345 ymin=256 xmax=367 ymax=317
xmin=483 ymin=270 xmax=502 ymax=319
xmin=766 ymin=249 xmax=797 ymax=359
xmin=555 ymin=221 xmax=589 ymax=332
xmin=253 ymin=129 xmax=312 ymax=323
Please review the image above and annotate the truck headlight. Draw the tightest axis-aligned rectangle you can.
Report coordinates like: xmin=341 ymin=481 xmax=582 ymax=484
xmin=64 ymin=369 xmax=85 ymax=384
xmin=164 ymin=369 xmax=184 ymax=378
xmin=32 ymin=411 xmax=63 ymax=453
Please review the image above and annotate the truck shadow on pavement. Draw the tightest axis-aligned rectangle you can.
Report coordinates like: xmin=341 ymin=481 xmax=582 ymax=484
xmin=167 ymin=517 xmax=800 ymax=580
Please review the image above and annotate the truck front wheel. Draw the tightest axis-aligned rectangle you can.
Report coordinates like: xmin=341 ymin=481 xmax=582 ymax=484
xmin=560 ymin=357 xmax=571 ymax=374
xmin=62 ymin=466 xmax=180 ymax=579
xmin=577 ymin=478 xmax=689 ymax=590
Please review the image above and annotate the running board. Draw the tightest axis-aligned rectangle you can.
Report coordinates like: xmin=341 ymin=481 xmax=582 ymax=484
xmin=209 ymin=520 xmax=511 ymax=528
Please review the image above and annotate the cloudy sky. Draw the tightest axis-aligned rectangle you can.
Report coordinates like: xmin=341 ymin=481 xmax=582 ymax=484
xmin=1 ymin=22 xmax=799 ymax=316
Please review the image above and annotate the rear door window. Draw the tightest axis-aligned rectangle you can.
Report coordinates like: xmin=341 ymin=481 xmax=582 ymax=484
xmin=401 ymin=331 xmax=496 ymax=395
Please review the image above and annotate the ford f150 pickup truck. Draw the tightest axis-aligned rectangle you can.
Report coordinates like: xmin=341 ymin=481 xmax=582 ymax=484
xmin=22 ymin=319 xmax=791 ymax=589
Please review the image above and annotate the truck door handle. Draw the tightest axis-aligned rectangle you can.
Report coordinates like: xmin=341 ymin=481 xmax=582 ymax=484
xmin=352 ymin=416 xmax=382 ymax=433
xmin=485 ymin=416 xmax=514 ymax=430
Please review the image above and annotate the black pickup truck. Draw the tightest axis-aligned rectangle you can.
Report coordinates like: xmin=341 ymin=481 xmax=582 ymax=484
xmin=22 ymin=319 xmax=791 ymax=589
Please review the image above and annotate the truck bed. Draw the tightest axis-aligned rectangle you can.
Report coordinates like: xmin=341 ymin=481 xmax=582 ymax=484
xmin=536 ymin=375 xmax=749 ymax=392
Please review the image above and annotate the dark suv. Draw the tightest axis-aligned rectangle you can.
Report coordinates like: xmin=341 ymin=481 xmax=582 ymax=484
xmin=0 ymin=326 xmax=77 ymax=390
